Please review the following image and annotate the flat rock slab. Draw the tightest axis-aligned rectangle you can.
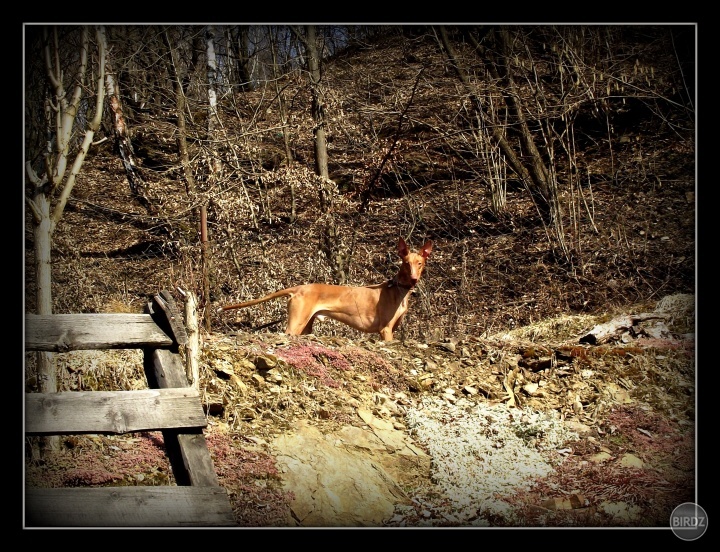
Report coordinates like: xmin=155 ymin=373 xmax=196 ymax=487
xmin=271 ymin=417 xmax=429 ymax=527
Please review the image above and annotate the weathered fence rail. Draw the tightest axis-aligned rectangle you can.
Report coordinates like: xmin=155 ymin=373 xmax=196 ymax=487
xmin=24 ymin=291 xmax=237 ymax=527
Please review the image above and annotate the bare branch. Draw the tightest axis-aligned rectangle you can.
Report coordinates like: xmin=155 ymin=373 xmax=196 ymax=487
xmin=51 ymin=26 xmax=107 ymax=227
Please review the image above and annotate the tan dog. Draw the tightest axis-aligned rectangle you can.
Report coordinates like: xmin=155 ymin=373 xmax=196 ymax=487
xmin=219 ymin=237 xmax=433 ymax=340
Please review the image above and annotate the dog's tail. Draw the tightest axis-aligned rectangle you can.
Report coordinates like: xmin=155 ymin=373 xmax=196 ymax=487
xmin=217 ymin=288 xmax=295 ymax=313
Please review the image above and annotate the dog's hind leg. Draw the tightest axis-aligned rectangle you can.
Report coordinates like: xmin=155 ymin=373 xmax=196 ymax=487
xmin=284 ymin=296 xmax=318 ymax=335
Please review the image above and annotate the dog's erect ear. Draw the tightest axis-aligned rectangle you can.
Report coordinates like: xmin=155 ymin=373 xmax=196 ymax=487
xmin=398 ymin=237 xmax=409 ymax=257
xmin=421 ymin=240 xmax=433 ymax=258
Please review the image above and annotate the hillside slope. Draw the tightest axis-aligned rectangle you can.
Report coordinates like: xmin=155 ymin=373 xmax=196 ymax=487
xmin=24 ymin=26 xmax=696 ymax=529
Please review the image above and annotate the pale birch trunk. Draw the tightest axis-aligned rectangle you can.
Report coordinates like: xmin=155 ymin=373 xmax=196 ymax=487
xmin=26 ymin=25 xmax=107 ymax=453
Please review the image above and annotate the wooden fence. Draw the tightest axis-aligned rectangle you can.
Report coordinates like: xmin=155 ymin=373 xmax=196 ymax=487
xmin=24 ymin=291 xmax=237 ymax=527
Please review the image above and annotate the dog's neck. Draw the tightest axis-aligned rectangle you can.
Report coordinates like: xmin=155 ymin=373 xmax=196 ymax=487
xmin=388 ymin=276 xmax=415 ymax=290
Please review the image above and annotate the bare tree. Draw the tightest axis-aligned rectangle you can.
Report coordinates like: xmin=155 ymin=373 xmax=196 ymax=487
xmin=293 ymin=25 xmax=329 ymax=180
xmin=25 ymin=25 xmax=107 ymax=453
xmin=268 ymin=25 xmax=297 ymax=221
xmin=436 ymin=25 xmax=555 ymax=221
xmin=199 ymin=25 xmax=224 ymax=330
xmin=227 ymin=25 xmax=254 ymax=92
xmin=104 ymin=56 xmax=154 ymax=213
xmin=163 ymin=27 xmax=198 ymax=195
xmin=291 ymin=25 xmax=351 ymax=284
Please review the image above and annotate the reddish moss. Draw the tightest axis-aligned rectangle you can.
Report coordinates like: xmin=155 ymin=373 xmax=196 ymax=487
xmin=25 ymin=432 xmax=173 ymax=488
xmin=63 ymin=468 xmax=121 ymax=487
xmin=205 ymin=428 xmax=294 ymax=526
xmin=275 ymin=342 xmax=351 ymax=388
xmin=602 ymin=405 xmax=694 ymax=457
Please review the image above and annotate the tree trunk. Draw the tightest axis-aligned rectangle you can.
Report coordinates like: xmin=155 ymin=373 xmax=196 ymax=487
xmin=304 ymin=25 xmax=329 ymax=180
xmin=27 ymin=25 xmax=107 ymax=454
xmin=437 ymin=25 xmax=554 ymax=220
xmin=495 ymin=28 xmax=554 ymax=219
xmin=229 ymin=26 xmax=254 ymax=92
xmin=205 ymin=26 xmax=223 ymax=180
xmin=104 ymin=63 xmax=155 ymax=213
xmin=163 ymin=28 xmax=197 ymax=195
xmin=32 ymin=193 xmax=55 ymax=417
xmin=201 ymin=26 xmax=220 ymax=329
xmin=294 ymin=25 xmax=347 ymax=283
xmin=269 ymin=26 xmax=296 ymax=222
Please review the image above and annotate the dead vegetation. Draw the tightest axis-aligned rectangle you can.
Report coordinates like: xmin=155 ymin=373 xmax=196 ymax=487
xmin=25 ymin=299 xmax=695 ymax=526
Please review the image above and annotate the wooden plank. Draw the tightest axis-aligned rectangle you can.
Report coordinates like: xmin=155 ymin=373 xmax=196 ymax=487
xmin=145 ymin=347 xmax=190 ymax=389
xmin=25 ymin=487 xmax=237 ymax=527
xmin=177 ymin=433 xmax=222 ymax=487
xmin=25 ymin=388 xmax=207 ymax=435
xmin=143 ymin=348 xmax=222 ymax=487
xmin=24 ymin=296 xmax=236 ymax=527
xmin=25 ymin=314 xmax=174 ymax=352
xmin=184 ymin=290 xmax=200 ymax=388
xmin=153 ymin=290 xmax=188 ymax=345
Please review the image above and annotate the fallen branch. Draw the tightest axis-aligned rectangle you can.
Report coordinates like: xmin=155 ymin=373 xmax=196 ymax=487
xmin=579 ymin=313 xmax=668 ymax=345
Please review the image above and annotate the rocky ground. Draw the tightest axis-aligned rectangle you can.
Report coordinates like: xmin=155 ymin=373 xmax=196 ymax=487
xmin=26 ymin=292 xmax=696 ymax=528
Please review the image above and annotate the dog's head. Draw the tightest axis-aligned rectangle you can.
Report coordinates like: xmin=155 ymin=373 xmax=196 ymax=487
xmin=397 ymin=238 xmax=433 ymax=287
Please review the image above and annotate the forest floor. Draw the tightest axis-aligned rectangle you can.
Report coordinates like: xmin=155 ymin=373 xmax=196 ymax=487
xmin=26 ymin=292 xmax=696 ymax=528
